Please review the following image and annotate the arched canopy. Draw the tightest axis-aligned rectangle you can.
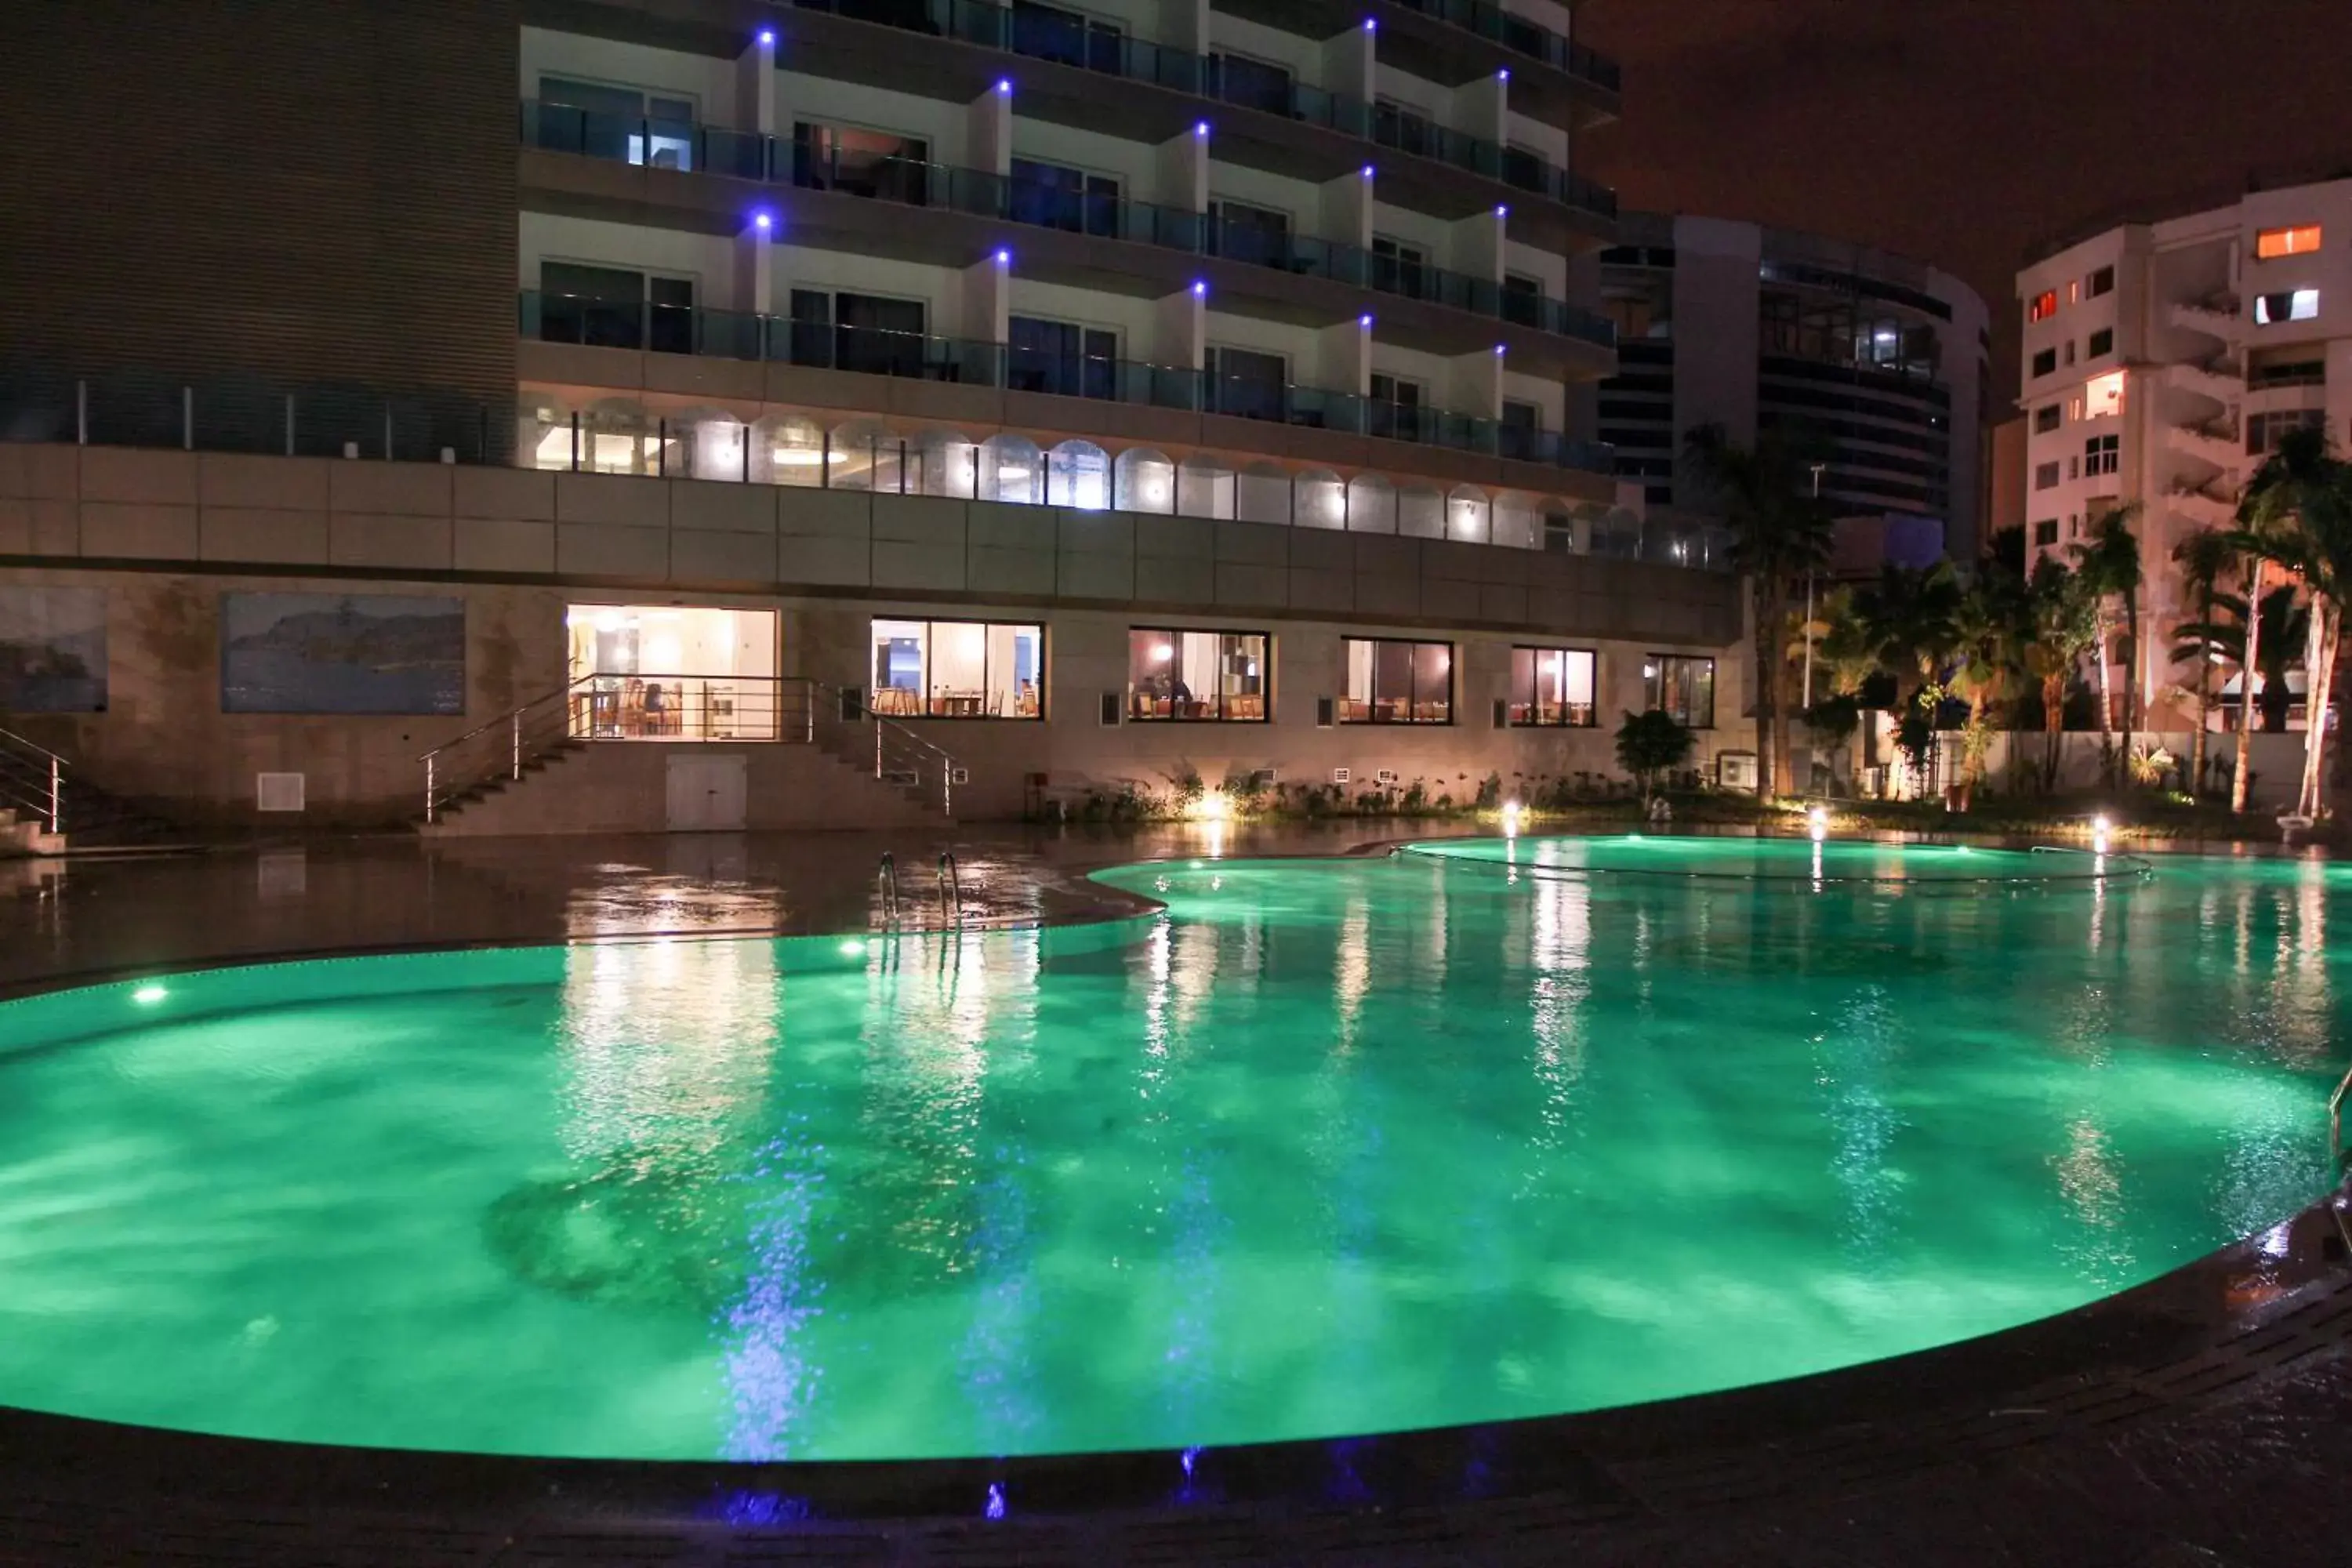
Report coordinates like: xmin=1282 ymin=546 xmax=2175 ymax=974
xmin=1114 ymin=448 xmax=1176 ymax=514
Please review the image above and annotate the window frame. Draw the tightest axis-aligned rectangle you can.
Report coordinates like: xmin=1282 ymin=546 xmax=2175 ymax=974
xmin=2033 ymin=518 xmax=2060 ymax=546
xmin=2027 ymin=289 xmax=2059 ymax=323
xmin=2256 ymin=224 xmax=2323 ymax=260
xmin=867 ymin=615 xmax=1045 ymax=720
xmin=1508 ymin=645 xmax=1599 ymax=728
xmin=2087 ymin=326 xmax=2114 ymax=358
xmin=1338 ymin=636 xmax=1454 ymax=725
xmin=2086 ymin=265 xmax=2116 ymax=298
xmin=2031 ymin=347 xmax=2057 ymax=378
xmin=2033 ymin=404 xmax=2062 ymax=433
xmin=1125 ymin=626 xmax=1272 ymax=724
xmin=1643 ymin=654 xmax=1715 ymax=730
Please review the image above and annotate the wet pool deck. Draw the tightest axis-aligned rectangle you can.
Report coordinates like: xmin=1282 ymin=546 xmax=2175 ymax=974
xmin=3 ymin=825 xmax=2352 ymax=1566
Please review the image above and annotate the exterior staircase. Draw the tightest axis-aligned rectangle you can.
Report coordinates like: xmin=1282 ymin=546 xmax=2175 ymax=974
xmin=2161 ymin=358 xmax=2242 ymax=408
xmin=2168 ymin=296 xmax=2240 ymax=340
xmin=412 ymin=675 xmax=962 ymax=837
xmin=0 ymin=724 xmax=183 ymax=856
xmin=2164 ymin=419 xmax=2243 ymax=471
xmin=2165 ymin=483 xmax=2236 ymax=529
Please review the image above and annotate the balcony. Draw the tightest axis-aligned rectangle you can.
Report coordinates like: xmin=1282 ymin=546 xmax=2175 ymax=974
xmin=2167 ymin=296 xmax=2240 ymax=341
xmin=520 ymin=289 xmax=1617 ymax=476
xmin=2163 ymin=419 xmax=2241 ymax=471
xmin=521 ymin=102 xmax=1617 ymax=354
xmin=2165 ymin=482 xmax=2235 ymax=529
xmin=779 ymin=0 xmax=1617 ymax=228
xmin=2160 ymin=358 xmax=2241 ymax=408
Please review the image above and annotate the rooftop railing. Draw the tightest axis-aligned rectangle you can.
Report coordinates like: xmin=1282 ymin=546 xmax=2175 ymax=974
xmin=521 ymin=103 xmax=1614 ymax=348
xmin=779 ymin=0 xmax=1617 ymax=218
xmin=521 ymin=289 xmax=1615 ymax=474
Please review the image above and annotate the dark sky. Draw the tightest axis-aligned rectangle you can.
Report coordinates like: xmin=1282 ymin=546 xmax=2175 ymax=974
xmin=1577 ymin=0 xmax=2352 ymax=399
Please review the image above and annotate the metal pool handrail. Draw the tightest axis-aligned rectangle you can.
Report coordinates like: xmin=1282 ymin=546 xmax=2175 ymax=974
xmin=2331 ymin=1061 xmax=2352 ymax=1166
xmin=877 ymin=851 xmax=901 ymax=928
xmin=938 ymin=851 xmax=964 ymax=924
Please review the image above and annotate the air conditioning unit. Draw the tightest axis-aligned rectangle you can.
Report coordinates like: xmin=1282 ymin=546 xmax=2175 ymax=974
xmin=1250 ymin=768 xmax=1278 ymax=789
xmin=948 ymin=766 xmax=971 ymax=786
xmin=1716 ymin=752 xmax=1759 ymax=792
xmin=1374 ymin=768 xmax=1399 ymax=786
xmin=256 ymin=771 xmax=307 ymax=812
xmin=1330 ymin=767 xmax=1352 ymax=786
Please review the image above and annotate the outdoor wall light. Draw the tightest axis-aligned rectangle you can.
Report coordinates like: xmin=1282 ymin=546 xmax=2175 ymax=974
xmin=757 ymin=28 xmax=775 ymax=45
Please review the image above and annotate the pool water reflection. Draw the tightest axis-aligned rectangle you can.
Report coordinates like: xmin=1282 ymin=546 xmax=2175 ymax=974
xmin=0 ymin=844 xmax=2336 ymax=1460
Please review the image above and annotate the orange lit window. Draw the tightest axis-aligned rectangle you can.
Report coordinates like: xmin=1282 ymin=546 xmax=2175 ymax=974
xmin=2082 ymin=370 xmax=2125 ymax=419
xmin=2027 ymin=289 xmax=2059 ymax=322
xmin=2256 ymin=224 xmax=2322 ymax=259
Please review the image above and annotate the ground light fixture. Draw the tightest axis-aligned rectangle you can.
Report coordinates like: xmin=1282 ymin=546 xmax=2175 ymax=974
xmin=1808 ymin=804 xmax=1828 ymax=842
xmin=1196 ymin=791 xmax=1231 ymax=822
xmin=2092 ymin=814 xmax=2112 ymax=855
xmin=1501 ymin=800 xmax=1523 ymax=837
xmin=132 ymin=984 xmax=168 ymax=1006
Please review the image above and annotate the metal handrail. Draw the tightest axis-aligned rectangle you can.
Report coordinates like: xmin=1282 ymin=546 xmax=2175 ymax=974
xmin=938 ymin=851 xmax=964 ymax=924
xmin=811 ymin=681 xmax=962 ymax=818
xmin=2332 ymin=1062 xmax=2352 ymax=1166
xmin=877 ymin=851 xmax=901 ymax=928
xmin=0 ymin=724 xmax=67 ymax=836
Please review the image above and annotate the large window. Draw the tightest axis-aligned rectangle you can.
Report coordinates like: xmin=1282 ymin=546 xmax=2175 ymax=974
xmin=869 ymin=619 xmax=1042 ymax=719
xmin=1645 ymin=655 xmax=1715 ymax=729
xmin=1508 ymin=647 xmax=1597 ymax=728
xmin=2256 ymin=224 xmax=2323 ymax=260
xmin=2031 ymin=347 xmax=2057 ymax=378
xmin=2027 ymin=289 xmax=2058 ymax=323
xmin=2249 ymin=408 xmax=2328 ymax=456
xmin=565 ymin=604 xmax=779 ymax=740
xmin=2085 ymin=434 xmax=2119 ymax=476
xmin=2254 ymin=289 xmax=2321 ymax=325
xmin=1341 ymin=638 xmax=1451 ymax=724
xmin=1127 ymin=629 xmax=1269 ymax=721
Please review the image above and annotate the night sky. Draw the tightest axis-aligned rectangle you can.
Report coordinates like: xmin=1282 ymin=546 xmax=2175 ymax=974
xmin=1579 ymin=0 xmax=2352 ymax=397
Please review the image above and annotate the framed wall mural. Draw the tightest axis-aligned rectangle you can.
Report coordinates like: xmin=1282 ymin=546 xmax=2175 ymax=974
xmin=0 ymin=586 xmax=107 ymax=712
xmin=220 ymin=593 xmax=465 ymax=714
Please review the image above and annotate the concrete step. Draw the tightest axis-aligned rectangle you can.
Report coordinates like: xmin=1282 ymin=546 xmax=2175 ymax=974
xmin=0 ymin=819 xmax=66 ymax=857
xmin=420 ymin=740 xmax=944 ymax=837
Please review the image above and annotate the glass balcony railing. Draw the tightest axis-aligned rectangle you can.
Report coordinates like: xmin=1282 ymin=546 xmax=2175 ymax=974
xmin=519 ymin=289 xmax=1615 ymax=475
xmin=1381 ymin=0 xmax=1624 ymax=93
xmin=521 ymin=103 xmax=1613 ymax=348
xmin=782 ymin=0 xmax=1617 ymax=218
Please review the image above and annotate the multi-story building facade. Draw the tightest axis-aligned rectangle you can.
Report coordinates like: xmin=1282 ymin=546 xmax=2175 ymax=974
xmin=0 ymin=0 xmax=1748 ymax=837
xmin=2018 ymin=174 xmax=2352 ymax=729
xmin=1597 ymin=215 xmax=1990 ymax=557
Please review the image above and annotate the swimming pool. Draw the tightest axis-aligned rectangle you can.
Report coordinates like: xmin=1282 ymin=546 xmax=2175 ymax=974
xmin=0 ymin=838 xmax=2336 ymax=1462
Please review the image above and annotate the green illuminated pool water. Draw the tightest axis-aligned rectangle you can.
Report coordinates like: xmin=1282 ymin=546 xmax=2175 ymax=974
xmin=0 ymin=838 xmax=2338 ymax=1461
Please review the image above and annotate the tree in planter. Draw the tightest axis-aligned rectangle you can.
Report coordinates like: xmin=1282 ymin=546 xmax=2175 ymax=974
xmin=2234 ymin=427 xmax=2352 ymax=818
xmin=2070 ymin=503 xmax=2145 ymax=775
xmin=2169 ymin=527 xmax=2236 ymax=797
xmin=1616 ymin=709 xmax=1695 ymax=800
xmin=2020 ymin=557 xmax=2100 ymax=793
xmin=1682 ymin=425 xmax=1833 ymax=804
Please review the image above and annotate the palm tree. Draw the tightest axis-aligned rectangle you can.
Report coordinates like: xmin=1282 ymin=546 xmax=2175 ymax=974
xmin=2020 ymin=557 xmax=2099 ymax=793
xmin=1947 ymin=559 xmax=2029 ymax=790
xmin=2232 ymin=426 xmax=2352 ymax=816
xmin=2070 ymin=503 xmax=2143 ymax=774
xmin=1857 ymin=560 xmax=1965 ymax=712
xmin=2169 ymin=527 xmax=2236 ymax=796
xmin=1682 ymin=426 xmax=1834 ymax=803
xmin=2174 ymin=584 xmax=2306 ymax=736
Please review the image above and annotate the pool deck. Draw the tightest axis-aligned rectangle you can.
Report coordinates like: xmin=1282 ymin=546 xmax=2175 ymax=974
xmin=5 ymin=825 xmax=2352 ymax=1566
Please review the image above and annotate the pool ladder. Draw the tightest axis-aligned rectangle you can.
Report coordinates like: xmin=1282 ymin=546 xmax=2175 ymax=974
xmin=876 ymin=851 xmax=966 ymax=930
xmin=2331 ymin=1058 xmax=2352 ymax=1169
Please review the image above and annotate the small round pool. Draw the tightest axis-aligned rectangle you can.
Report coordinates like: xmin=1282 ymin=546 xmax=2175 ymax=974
xmin=0 ymin=839 xmax=2336 ymax=1461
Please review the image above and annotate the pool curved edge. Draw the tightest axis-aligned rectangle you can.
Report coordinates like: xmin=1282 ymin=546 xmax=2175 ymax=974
xmin=5 ymin=832 xmax=2352 ymax=1561
xmin=2 ymin=1177 xmax=2347 ymax=1557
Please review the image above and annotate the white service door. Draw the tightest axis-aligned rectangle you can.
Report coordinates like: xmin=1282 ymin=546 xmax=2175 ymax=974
xmin=665 ymin=754 xmax=747 ymax=832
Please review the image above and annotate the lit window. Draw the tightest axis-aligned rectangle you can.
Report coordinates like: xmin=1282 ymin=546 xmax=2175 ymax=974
xmin=2066 ymin=281 xmax=2081 ymax=305
xmin=1508 ymin=647 xmax=1598 ymax=728
xmin=2027 ymin=289 xmax=2059 ymax=323
xmin=2256 ymin=224 xmax=2322 ymax=260
xmin=2083 ymin=370 xmax=2125 ymax=419
xmin=1644 ymin=655 xmax=1715 ymax=728
xmin=2254 ymin=289 xmax=2321 ymax=325
xmin=2067 ymin=394 xmax=2085 ymax=421
xmin=1341 ymin=637 xmax=1451 ymax=724
xmin=869 ymin=619 xmax=1044 ymax=719
xmin=1127 ymin=629 xmax=1269 ymax=721
xmin=2034 ymin=461 xmax=2060 ymax=491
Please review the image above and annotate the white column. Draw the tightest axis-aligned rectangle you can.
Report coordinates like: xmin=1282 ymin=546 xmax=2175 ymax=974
xmin=1319 ymin=19 xmax=1376 ymax=102
xmin=961 ymin=249 xmax=1011 ymax=343
xmin=1156 ymin=0 xmax=1210 ymax=56
xmin=1319 ymin=165 xmax=1374 ymax=250
xmin=1152 ymin=282 xmax=1206 ymax=371
xmin=967 ymin=80 xmax=1012 ymax=177
xmin=1447 ymin=203 xmax=1508 ymax=285
xmin=1450 ymin=68 xmax=1509 ymax=147
xmin=1156 ymin=122 xmax=1209 ymax=215
xmin=1448 ymin=345 xmax=1504 ymax=419
xmin=734 ymin=28 xmax=777 ymax=134
xmin=1316 ymin=314 xmax=1373 ymax=396
xmin=733 ymin=212 xmax=775 ymax=315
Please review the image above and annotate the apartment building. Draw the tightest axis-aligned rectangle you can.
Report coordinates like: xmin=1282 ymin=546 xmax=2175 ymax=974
xmin=2018 ymin=174 xmax=2352 ymax=728
xmin=0 ymin=0 xmax=1749 ymax=837
xmin=1598 ymin=215 xmax=1990 ymax=557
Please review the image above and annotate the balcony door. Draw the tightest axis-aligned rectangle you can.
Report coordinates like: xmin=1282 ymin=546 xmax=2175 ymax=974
xmin=792 ymin=122 xmax=929 ymax=203
xmin=1009 ymin=317 xmax=1116 ymax=400
xmin=539 ymin=77 xmax=695 ymax=167
xmin=1208 ymin=199 xmax=1290 ymax=269
xmin=1209 ymin=346 xmax=1287 ymax=422
xmin=790 ymin=289 xmax=927 ymax=376
xmin=540 ymin=263 xmax=693 ymax=354
xmin=1011 ymin=0 xmax=1123 ymax=71
xmin=1010 ymin=158 xmax=1120 ymax=236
